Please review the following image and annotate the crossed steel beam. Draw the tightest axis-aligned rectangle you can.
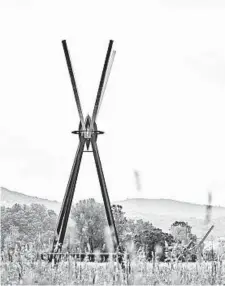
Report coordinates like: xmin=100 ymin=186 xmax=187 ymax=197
xmin=49 ymin=40 xmax=119 ymax=262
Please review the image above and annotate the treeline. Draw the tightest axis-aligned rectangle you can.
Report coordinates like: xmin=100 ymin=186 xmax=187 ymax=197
xmin=1 ymin=199 xmax=196 ymax=261
xmin=70 ymin=199 xmax=175 ymax=260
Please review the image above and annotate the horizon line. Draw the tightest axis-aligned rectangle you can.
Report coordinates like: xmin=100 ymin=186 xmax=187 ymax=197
xmin=1 ymin=186 xmax=225 ymax=208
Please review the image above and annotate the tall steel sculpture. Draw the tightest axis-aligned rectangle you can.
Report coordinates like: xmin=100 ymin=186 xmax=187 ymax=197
xmin=49 ymin=40 xmax=119 ymax=262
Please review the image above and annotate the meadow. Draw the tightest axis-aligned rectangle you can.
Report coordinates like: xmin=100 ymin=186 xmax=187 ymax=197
xmin=1 ymin=202 xmax=225 ymax=285
xmin=1 ymin=244 xmax=225 ymax=285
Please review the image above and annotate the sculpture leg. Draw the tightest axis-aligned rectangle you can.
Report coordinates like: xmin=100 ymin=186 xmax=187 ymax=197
xmin=91 ymin=137 xmax=119 ymax=250
xmin=50 ymin=137 xmax=85 ymax=261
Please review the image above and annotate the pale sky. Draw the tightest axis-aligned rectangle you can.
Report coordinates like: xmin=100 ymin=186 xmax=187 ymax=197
xmin=0 ymin=0 xmax=225 ymax=206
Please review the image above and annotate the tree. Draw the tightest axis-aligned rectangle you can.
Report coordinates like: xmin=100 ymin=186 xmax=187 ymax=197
xmin=111 ymin=204 xmax=129 ymax=244
xmin=1 ymin=203 xmax=57 ymax=249
xmin=170 ymin=221 xmax=197 ymax=244
xmin=71 ymin=199 xmax=107 ymax=252
xmin=71 ymin=201 xmax=139 ymax=253
xmin=131 ymin=219 xmax=174 ymax=261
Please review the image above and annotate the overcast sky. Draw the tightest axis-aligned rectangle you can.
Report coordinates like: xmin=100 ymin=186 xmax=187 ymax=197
xmin=0 ymin=0 xmax=225 ymax=207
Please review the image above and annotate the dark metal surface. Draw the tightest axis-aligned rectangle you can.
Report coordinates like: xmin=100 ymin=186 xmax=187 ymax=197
xmin=55 ymin=138 xmax=85 ymax=236
xmin=62 ymin=40 xmax=85 ymax=130
xmin=58 ymin=137 xmax=85 ymax=244
xmin=42 ymin=252 xmax=129 ymax=263
xmin=196 ymin=225 xmax=214 ymax=250
xmin=91 ymin=137 xmax=119 ymax=249
xmin=91 ymin=40 xmax=113 ymax=129
xmin=94 ymin=50 xmax=116 ymax=123
xmin=50 ymin=138 xmax=85 ymax=262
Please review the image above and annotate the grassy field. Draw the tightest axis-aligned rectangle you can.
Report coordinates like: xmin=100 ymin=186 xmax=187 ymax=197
xmin=1 ymin=249 xmax=225 ymax=285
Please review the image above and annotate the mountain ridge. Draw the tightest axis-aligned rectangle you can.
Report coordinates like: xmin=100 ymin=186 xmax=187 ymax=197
xmin=2 ymin=186 xmax=223 ymax=208
xmin=1 ymin=186 xmax=225 ymax=238
xmin=116 ymin=197 xmax=225 ymax=208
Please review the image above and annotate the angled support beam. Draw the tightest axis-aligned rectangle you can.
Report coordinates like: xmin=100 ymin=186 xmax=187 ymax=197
xmin=96 ymin=50 xmax=116 ymax=122
xmin=91 ymin=137 xmax=119 ymax=249
xmin=58 ymin=137 xmax=86 ymax=244
xmin=55 ymin=137 xmax=85 ymax=235
xmin=91 ymin=40 xmax=113 ymax=130
xmin=62 ymin=40 xmax=85 ymax=130
xmin=196 ymin=225 xmax=214 ymax=250
xmin=50 ymin=137 xmax=85 ymax=261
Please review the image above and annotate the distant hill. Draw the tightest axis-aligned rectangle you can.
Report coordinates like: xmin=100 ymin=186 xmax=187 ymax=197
xmin=0 ymin=187 xmax=61 ymax=214
xmin=1 ymin=187 xmax=225 ymax=239
xmin=115 ymin=198 xmax=225 ymax=239
xmin=115 ymin=198 xmax=225 ymax=219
